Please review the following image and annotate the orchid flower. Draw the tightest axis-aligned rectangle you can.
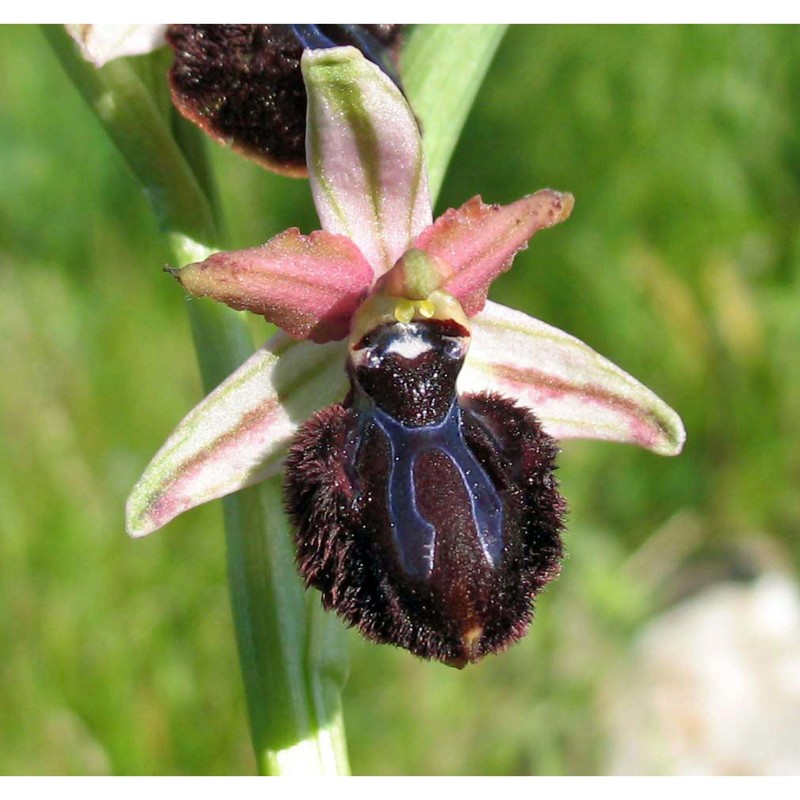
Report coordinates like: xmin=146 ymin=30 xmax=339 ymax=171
xmin=67 ymin=24 xmax=404 ymax=176
xmin=166 ymin=25 xmax=404 ymax=176
xmin=126 ymin=47 xmax=684 ymax=666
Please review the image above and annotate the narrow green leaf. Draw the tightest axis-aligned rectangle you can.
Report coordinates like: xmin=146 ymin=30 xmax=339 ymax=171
xmin=402 ymin=25 xmax=508 ymax=204
xmin=43 ymin=25 xmax=216 ymax=247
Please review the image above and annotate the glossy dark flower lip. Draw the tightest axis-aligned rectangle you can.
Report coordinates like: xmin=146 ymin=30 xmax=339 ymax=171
xmin=124 ymin=46 xmax=685 ymax=540
xmin=284 ymin=316 xmax=568 ymax=665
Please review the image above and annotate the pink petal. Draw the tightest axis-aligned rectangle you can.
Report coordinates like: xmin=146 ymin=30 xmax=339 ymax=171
xmin=126 ymin=335 xmax=349 ymax=537
xmin=414 ymin=191 xmax=574 ymax=316
xmin=173 ymin=228 xmax=374 ymax=343
xmin=302 ymin=47 xmax=432 ymax=276
xmin=460 ymin=302 xmax=685 ymax=455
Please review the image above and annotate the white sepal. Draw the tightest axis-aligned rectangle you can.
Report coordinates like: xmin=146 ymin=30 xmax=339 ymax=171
xmin=126 ymin=334 xmax=348 ymax=537
xmin=303 ymin=47 xmax=432 ymax=277
xmin=461 ymin=301 xmax=685 ymax=455
xmin=66 ymin=24 xmax=167 ymax=67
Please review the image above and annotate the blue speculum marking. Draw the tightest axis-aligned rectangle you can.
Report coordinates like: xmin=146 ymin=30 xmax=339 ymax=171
xmin=355 ymin=399 xmax=505 ymax=580
xmin=289 ymin=24 xmax=404 ymax=91
xmin=289 ymin=25 xmax=339 ymax=51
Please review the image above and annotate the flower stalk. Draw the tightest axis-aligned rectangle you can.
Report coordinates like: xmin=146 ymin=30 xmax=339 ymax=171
xmin=44 ymin=24 xmax=348 ymax=775
xmin=46 ymin=23 xmax=510 ymax=773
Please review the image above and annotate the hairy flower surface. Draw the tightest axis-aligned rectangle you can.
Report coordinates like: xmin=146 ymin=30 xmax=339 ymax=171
xmin=167 ymin=24 xmax=404 ymax=175
xmin=68 ymin=24 xmax=404 ymax=176
xmin=127 ymin=47 xmax=685 ymax=664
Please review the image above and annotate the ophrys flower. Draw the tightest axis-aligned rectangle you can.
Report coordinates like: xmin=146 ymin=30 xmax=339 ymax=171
xmin=127 ymin=47 xmax=684 ymax=666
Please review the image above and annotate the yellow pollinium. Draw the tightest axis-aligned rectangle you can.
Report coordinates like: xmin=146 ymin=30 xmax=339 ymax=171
xmin=349 ymin=288 xmax=470 ymax=348
xmin=393 ymin=298 xmax=435 ymax=323
xmin=348 ymin=248 xmax=470 ymax=348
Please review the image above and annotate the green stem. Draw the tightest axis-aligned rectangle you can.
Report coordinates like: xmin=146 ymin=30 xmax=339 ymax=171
xmin=43 ymin=26 xmax=216 ymax=245
xmin=178 ymin=268 xmax=351 ymax=778
xmin=403 ymin=25 xmax=508 ymax=204
xmin=45 ymin=25 xmax=348 ymax=776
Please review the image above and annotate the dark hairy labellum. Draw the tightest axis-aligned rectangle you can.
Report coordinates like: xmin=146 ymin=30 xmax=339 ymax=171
xmin=284 ymin=318 xmax=566 ymax=667
xmin=166 ymin=24 xmax=404 ymax=176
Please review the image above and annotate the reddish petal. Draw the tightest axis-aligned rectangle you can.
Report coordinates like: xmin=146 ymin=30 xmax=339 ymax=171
xmin=414 ymin=191 xmax=574 ymax=316
xmin=173 ymin=228 xmax=374 ymax=342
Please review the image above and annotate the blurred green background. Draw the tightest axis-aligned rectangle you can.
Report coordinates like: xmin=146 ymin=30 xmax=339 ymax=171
xmin=2 ymin=25 xmax=799 ymax=775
